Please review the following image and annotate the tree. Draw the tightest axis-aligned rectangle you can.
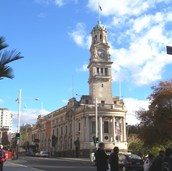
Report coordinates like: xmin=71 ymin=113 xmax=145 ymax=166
xmin=1 ymin=131 xmax=9 ymax=146
xmin=137 ymin=80 xmax=172 ymax=146
xmin=0 ymin=36 xmax=23 ymax=79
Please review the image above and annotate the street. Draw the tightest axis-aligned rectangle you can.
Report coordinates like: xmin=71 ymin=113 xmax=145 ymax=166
xmin=4 ymin=156 xmax=96 ymax=171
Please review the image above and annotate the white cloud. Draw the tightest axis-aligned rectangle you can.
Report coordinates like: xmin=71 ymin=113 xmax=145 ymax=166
xmin=54 ymin=0 xmax=64 ymax=7
xmin=69 ymin=23 xmax=91 ymax=48
xmin=34 ymin=0 xmax=52 ymax=5
xmin=70 ymin=1 xmax=172 ymax=87
xmin=124 ymin=98 xmax=150 ymax=125
xmin=0 ymin=99 xmax=4 ymax=104
xmin=12 ymin=108 xmax=49 ymax=131
xmin=76 ymin=64 xmax=88 ymax=72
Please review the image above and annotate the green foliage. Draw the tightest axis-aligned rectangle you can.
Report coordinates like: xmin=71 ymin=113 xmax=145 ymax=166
xmin=2 ymin=131 xmax=9 ymax=146
xmin=136 ymin=80 xmax=172 ymax=146
xmin=127 ymin=125 xmax=172 ymax=157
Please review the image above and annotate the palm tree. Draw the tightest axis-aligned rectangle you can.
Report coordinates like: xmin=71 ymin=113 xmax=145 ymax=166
xmin=0 ymin=36 xmax=24 ymax=80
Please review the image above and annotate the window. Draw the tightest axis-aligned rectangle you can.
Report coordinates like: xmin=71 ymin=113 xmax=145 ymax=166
xmin=79 ymin=122 xmax=80 ymax=131
xmin=56 ymin=128 xmax=58 ymax=137
xmin=100 ymin=34 xmax=102 ymax=40
xmin=94 ymin=35 xmax=97 ymax=43
xmin=66 ymin=125 xmax=67 ymax=134
xmin=104 ymin=121 xmax=109 ymax=133
xmin=97 ymin=68 xmax=99 ymax=74
xmin=92 ymin=121 xmax=96 ymax=133
xmin=101 ymin=101 xmax=105 ymax=105
xmin=61 ymin=126 xmax=63 ymax=135
xmin=101 ymin=68 xmax=103 ymax=74
xmin=105 ymin=68 xmax=108 ymax=75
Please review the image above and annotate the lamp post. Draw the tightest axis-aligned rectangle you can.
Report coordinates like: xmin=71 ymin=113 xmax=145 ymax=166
xmin=16 ymin=89 xmax=40 ymax=159
xmin=95 ymin=98 xmax=98 ymax=148
xmin=16 ymin=88 xmax=21 ymax=159
xmin=80 ymin=97 xmax=98 ymax=148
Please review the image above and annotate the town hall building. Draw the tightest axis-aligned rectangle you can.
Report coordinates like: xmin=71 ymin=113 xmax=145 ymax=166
xmin=24 ymin=20 xmax=128 ymax=157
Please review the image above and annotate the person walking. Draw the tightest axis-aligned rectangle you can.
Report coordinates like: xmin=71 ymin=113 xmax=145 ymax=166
xmin=143 ymin=153 xmax=154 ymax=171
xmin=94 ymin=142 xmax=109 ymax=171
xmin=0 ymin=145 xmax=6 ymax=171
xmin=161 ymin=148 xmax=172 ymax=171
xmin=151 ymin=150 xmax=165 ymax=171
xmin=109 ymin=146 xmax=119 ymax=171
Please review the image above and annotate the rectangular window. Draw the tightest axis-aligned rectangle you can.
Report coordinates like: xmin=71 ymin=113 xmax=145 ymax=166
xmin=105 ymin=68 xmax=108 ymax=75
xmin=79 ymin=123 xmax=80 ymax=131
xmin=92 ymin=121 xmax=96 ymax=133
xmin=56 ymin=128 xmax=58 ymax=137
xmin=104 ymin=121 xmax=109 ymax=133
xmin=66 ymin=125 xmax=67 ymax=134
xmin=101 ymin=68 xmax=103 ymax=74
xmin=97 ymin=68 xmax=99 ymax=74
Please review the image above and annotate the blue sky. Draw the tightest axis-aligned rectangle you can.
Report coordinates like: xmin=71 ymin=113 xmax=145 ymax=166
xmin=1 ymin=0 xmax=172 ymax=131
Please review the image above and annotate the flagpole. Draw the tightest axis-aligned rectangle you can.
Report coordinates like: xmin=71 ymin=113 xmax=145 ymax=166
xmin=98 ymin=2 xmax=102 ymax=24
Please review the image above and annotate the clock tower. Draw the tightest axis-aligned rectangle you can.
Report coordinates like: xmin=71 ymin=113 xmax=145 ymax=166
xmin=88 ymin=21 xmax=113 ymax=104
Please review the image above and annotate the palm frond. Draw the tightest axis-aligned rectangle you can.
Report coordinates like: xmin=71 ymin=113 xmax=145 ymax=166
xmin=0 ymin=65 xmax=14 ymax=80
xmin=0 ymin=36 xmax=8 ymax=50
xmin=0 ymin=50 xmax=24 ymax=65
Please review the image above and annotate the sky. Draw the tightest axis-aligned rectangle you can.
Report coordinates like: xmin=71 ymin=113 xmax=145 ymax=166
xmin=1 ymin=0 xmax=172 ymax=131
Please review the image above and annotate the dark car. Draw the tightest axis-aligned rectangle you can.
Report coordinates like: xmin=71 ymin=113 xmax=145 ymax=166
xmin=119 ymin=153 xmax=144 ymax=171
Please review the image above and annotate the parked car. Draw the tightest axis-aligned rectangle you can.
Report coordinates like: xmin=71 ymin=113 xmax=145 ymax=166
xmin=35 ymin=151 xmax=49 ymax=157
xmin=119 ymin=153 xmax=144 ymax=171
xmin=25 ymin=151 xmax=35 ymax=156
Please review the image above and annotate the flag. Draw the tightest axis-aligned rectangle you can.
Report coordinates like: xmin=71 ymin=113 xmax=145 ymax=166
xmin=166 ymin=46 xmax=172 ymax=55
xmin=99 ymin=5 xmax=102 ymax=11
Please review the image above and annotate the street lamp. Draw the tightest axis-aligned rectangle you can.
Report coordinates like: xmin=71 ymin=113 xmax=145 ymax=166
xmin=166 ymin=46 xmax=172 ymax=55
xmin=16 ymin=89 xmax=40 ymax=159
xmin=95 ymin=97 xmax=98 ymax=148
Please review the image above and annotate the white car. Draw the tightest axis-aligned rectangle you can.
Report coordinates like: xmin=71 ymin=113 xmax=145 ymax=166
xmin=35 ymin=151 xmax=49 ymax=157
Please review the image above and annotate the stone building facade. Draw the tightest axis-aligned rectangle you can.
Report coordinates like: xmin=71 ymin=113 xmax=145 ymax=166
xmin=26 ymin=21 xmax=128 ymax=157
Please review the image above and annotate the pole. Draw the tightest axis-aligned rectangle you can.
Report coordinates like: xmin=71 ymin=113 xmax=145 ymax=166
xmin=17 ymin=89 xmax=21 ymax=133
xmin=95 ymin=97 xmax=98 ymax=148
xmin=16 ymin=88 xmax=21 ymax=159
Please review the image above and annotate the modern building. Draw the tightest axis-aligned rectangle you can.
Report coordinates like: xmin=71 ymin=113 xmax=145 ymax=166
xmin=25 ymin=20 xmax=127 ymax=157
xmin=0 ymin=108 xmax=12 ymax=143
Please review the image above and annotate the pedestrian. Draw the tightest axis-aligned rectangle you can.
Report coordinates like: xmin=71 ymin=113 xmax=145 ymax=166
xmin=151 ymin=150 xmax=165 ymax=171
xmin=143 ymin=153 xmax=154 ymax=171
xmin=109 ymin=146 xmax=119 ymax=171
xmin=94 ymin=142 xmax=109 ymax=171
xmin=161 ymin=148 xmax=172 ymax=171
xmin=0 ymin=145 xmax=6 ymax=171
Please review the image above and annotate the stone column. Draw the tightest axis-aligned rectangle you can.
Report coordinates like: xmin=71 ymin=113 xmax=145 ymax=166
xmin=112 ymin=117 xmax=116 ymax=142
xmin=99 ymin=116 xmax=103 ymax=142
xmin=123 ymin=117 xmax=127 ymax=142
xmin=86 ymin=116 xmax=90 ymax=142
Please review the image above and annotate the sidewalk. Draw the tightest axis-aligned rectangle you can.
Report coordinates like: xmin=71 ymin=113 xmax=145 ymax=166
xmin=4 ymin=160 xmax=43 ymax=171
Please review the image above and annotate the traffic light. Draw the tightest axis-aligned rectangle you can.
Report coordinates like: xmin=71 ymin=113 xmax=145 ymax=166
xmin=16 ymin=133 xmax=20 ymax=140
xmin=93 ymin=136 xmax=99 ymax=146
xmin=96 ymin=137 xmax=99 ymax=144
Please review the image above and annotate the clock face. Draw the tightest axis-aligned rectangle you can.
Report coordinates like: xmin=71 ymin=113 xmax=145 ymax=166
xmin=98 ymin=49 xmax=105 ymax=59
